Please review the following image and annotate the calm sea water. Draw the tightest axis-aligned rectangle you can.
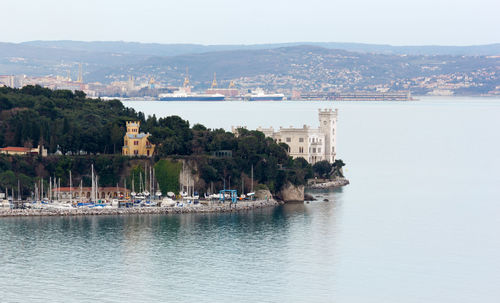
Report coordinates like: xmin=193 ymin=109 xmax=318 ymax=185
xmin=2 ymin=98 xmax=500 ymax=302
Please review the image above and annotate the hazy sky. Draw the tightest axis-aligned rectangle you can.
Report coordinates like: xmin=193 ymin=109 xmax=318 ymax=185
xmin=2 ymin=0 xmax=499 ymax=45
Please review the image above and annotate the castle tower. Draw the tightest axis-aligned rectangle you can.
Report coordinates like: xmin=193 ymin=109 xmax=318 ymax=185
xmin=318 ymin=109 xmax=338 ymax=163
xmin=126 ymin=121 xmax=140 ymax=134
xmin=123 ymin=121 xmax=155 ymax=157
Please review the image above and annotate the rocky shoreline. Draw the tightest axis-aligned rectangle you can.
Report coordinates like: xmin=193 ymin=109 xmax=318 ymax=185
xmin=0 ymin=199 xmax=282 ymax=218
xmin=307 ymin=178 xmax=350 ymax=189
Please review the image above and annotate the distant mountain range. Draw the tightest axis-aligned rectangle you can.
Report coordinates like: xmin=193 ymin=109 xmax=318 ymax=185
xmin=0 ymin=40 xmax=499 ymax=95
xmin=94 ymin=45 xmax=497 ymax=87
xmin=19 ymin=40 xmax=500 ymax=56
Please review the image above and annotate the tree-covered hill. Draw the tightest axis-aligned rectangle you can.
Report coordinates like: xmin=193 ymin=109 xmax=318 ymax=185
xmin=0 ymin=87 xmax=344 ymax=197
xmin=0 ymin=85 xmax=142 ymax=154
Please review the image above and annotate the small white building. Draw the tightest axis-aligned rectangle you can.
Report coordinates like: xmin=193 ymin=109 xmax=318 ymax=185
xmin=234 ymin=109 xmax=338 ymax=164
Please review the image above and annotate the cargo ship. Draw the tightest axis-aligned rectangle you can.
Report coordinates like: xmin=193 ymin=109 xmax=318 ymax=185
xmin=158 ymin=89 xmax=225 ymax=101
xmin=246 ymin=88 xmax=285 ymax=101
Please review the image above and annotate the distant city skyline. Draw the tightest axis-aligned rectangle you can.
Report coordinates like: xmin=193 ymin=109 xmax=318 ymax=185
xmin=2 ymin=0 xmax=499 ymax=46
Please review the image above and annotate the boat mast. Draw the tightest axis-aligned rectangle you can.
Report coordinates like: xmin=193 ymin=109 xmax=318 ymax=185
xmin=251 ymin=164 xmax=254 ymax=193
xmin=91 ymin=164 xmax=94 ymax=203
xmin=95 ymin=175 xmax=99 ymax=202
xmin=69 ymin=170 xmax=72 ymax=204
xmin=139 ymin=172 xmax=142 ymax=193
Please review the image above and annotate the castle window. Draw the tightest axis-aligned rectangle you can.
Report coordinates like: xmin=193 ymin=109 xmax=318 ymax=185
xmin=313 ymin=148 xmax=316 ymax=153
xmin=318 ymin=148 xmax=321 ymax=153
xmin=134 ymin=141 xmax=139 ymax=145
xmin=286 ymin=137 xmax=291 ymax=142
xmin=134 ymin=150 xmax=139 ymax=155
xmin=299 ymin=138 xmax=304 ymax=143
xmin=299 ymin=147 xmax=304 ymax=153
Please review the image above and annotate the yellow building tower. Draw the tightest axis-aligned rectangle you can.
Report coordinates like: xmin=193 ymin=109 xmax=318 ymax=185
xmin=122 ymin=121 xmax=155 ymax=157
xmin=211 ymin=72 xmax=218 ymax=88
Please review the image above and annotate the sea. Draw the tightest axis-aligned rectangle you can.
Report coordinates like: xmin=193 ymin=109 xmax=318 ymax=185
xmin=1 ymin=97 xmax=500 ymax=302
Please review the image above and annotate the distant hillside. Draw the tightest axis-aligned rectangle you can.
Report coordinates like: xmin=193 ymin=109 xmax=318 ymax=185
xmin=0 ymin=42 xmax=147 ymax=78
xmin=21 ymin=40 xmax=500 ymax=56
xmin=90 ymin=45 xmax=499 ymax=94
xmin=1 ymin=41 xmax=499 ymax=95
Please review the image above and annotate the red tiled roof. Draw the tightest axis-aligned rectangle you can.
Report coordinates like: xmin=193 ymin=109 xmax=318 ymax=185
xmin=0 ymin=146 xmax=32 ymax=152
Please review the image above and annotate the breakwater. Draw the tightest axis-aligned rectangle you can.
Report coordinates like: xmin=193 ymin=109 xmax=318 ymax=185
xmin=308 ymin=178 xmax=350 ymax=189
xmin=0 ymin=199 xmax=282 ymax=217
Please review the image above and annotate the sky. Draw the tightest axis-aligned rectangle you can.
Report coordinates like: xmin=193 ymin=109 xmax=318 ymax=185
xmin=2 ymin=0 xmax=499 ymax=46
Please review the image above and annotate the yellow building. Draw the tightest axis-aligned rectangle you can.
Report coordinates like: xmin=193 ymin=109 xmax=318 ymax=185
xmin=122 ymin=121 xmax=155 ymax=157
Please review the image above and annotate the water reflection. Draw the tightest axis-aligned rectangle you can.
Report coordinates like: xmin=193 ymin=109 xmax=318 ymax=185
xmin=0 ymin=197 xmax=345 ymax=302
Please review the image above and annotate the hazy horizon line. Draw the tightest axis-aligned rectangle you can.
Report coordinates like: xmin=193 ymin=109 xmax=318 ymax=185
xmin=3 ymin=40 xmax=500 ymax=48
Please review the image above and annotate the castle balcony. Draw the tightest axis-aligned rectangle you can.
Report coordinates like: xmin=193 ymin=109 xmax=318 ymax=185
xmin=309 ymin=141 xmax=323 ymax=146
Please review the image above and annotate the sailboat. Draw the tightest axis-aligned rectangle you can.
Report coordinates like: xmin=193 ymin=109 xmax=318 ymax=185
xmin=155 ymin=182 xmax=162 ymax=198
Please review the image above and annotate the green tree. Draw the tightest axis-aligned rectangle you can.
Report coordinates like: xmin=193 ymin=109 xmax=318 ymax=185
xmin=313 ymin=160 xmax=332 ymax=179
xmin=110 ymin=124 xmax=123 ymax=154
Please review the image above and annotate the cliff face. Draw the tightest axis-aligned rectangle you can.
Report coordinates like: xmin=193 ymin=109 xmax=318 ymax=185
xmin=178 ymin=159 xmax=203 ymax=193
xmin=277 ymin=182 xmax=304 ymax=202
xmin=255 ymin=189 xmax=273 ymax=201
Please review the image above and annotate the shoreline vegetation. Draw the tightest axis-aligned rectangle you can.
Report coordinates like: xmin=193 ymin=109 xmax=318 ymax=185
xmin=0 ymin=86 xmax=349 ymax=213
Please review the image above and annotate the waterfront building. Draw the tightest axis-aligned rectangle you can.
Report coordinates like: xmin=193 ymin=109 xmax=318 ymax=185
xmin=51 ymin=187 xmax=130 ymax=200
xmin=233 ymin=109 xmax=338 ymax=164
xmin=298 ymin=91 xmax=412 ymax=101
xmin=0 ymin=75 xmax=15 ymax=87
xmin=0 ymin=145 xmax=48 ymax=157
xmin=122 ymin=121 xmax=155 ymax=157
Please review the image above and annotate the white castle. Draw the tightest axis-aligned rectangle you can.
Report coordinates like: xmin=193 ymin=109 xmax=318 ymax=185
xmin=233 ymin=109 xmax=338 ymax=164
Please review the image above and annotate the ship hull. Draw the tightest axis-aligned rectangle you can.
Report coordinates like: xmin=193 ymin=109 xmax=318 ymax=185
xmin=159 ymin=96 xmax=225 ymax=101
xmin=248 ymin=96 xmax=284 ymax=101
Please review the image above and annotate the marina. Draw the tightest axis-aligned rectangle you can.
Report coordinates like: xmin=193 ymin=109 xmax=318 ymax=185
xmin=0 ymin=161 xmax=269 ymax=215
